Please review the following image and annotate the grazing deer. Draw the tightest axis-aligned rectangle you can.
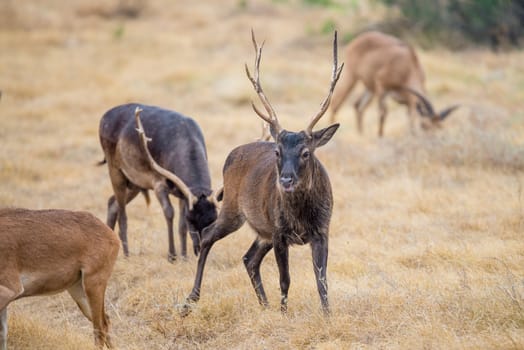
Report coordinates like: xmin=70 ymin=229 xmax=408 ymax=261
xmin=99 ymin=104 xmax=219 ymax=262
xmin=181 ymin=31 xmax=343 ymax=315
xmin=329 ymin=31 xmax=459 ymax=136
xmin=0 ymin=208 xmax=119 ymax=349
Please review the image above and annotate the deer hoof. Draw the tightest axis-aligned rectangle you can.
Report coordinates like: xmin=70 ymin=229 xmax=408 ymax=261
xmin=167 ymin=253 xmax=177 ymax=263
xmin=176 ymin=301 xmax=195 ymax=317
xmin=322 ymin=307 xmax=331 ymax=317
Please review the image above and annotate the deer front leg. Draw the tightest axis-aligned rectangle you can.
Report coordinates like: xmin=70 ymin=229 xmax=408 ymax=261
xmin=311 ymin=235 xmax=330 ymax=315
xmin=406 ymin=92 xmax=419 ymax=136
xmin=185 ymin=213 xmax=245 ymax=306
xmin=273 ymin=235 xmax=290 ymax=313
xmin=178 ymin=200 xmax=189 ymax=258
xmin=374 ymin=73 xmax=389 ymax=137
xmin=243 ymin=239 xmax=273 ymax=307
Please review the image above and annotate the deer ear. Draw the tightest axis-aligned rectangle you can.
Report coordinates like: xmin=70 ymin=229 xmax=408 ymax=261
xmin=312 ymin=123 xmax=339 ymax=148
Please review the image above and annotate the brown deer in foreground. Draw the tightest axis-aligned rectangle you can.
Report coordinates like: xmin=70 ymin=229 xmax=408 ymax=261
xmin=99 ymin=104 xmax=219 ymax=262
xmin=329 ymin=31 xmax=459 ymax=136
xmin=0 ymin=208 xmax=119 ymax=349
xmin=178 ymin=31 xmax=343 ymax=315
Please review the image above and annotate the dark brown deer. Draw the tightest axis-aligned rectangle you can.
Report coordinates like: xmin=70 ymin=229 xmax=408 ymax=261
xmin=181 ymin=31 xmax=343 ymax=315
xmin=99 ymin=104 xmax=219 ymax=262
xmin=329 ymin=31 xmax=459 ymax=136
xmin=0 ymin=208 xmax=119 ymax=349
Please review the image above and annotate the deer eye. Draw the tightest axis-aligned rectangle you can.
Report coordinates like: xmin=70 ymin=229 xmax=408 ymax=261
xmin=301 ymin=149 xmax=310 ymax=159
xmin=275 ymin=149 xmax=280 ymax=158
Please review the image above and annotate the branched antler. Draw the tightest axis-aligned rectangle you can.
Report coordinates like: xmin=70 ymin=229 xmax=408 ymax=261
xmin=306 ymin=31 xmax=344 ymax=136
xmin=245 ymin=29 xmax=282 ymax=137
xmin=134 ymin=107 xmax=196 ymax=210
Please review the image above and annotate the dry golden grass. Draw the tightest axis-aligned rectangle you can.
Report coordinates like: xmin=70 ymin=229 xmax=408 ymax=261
xmin=1 ymin=0 xmax=524 ymax=349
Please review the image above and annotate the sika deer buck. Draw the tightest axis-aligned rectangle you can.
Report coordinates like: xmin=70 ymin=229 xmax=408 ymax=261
xmin=181 ymin=31 xmax=343 ymax=315
xmin=99 ymin=104 xmax=219 ymax=262
xmin=0 ymin=208 xmax=119 ymax=349
xmin=329 ymin=31 xmax=459 ymax=136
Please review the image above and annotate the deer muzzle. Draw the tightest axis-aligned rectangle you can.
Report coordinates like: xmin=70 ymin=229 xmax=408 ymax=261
xmin=279 ymin=175 xmax=295 ymax=193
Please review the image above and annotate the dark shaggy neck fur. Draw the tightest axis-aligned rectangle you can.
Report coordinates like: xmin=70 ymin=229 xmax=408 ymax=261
xmin=276 ymin=159 xmax=332 ymax=245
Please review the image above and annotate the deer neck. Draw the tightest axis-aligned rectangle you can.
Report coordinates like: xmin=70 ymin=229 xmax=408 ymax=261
xmin=277 ymin=159 xmax=330 ymax=219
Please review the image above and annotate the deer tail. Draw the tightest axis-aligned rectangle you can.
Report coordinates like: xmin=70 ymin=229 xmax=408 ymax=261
xmin=141 ymin=190 xmax=151 ymax=206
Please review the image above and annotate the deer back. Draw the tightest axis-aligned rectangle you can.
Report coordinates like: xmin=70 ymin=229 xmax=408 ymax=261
xmin=99 ymin=103 xmax=213 ymax=197
xmin=0 ymin=208 xmax=119 ymax=297
xmin=346 ymin=31 xmax=425 ymax=92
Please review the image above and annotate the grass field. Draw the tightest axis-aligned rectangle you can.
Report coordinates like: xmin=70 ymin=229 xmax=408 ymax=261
xmin=1 ymin=0 xmax=524 ymax=349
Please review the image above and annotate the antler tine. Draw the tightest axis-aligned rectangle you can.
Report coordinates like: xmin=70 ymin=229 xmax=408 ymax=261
xmin=250 ymin=101 xmax=273 ymax=125
xmin=306 ymin=31 xmax=344 ymax=136
xmin=402 ymin=87 xmax=436 ymax=118
xmin=134 ymin=107 xmax=196 ymax=210
xmin=245 ymin=29 xmax=282 ymax=136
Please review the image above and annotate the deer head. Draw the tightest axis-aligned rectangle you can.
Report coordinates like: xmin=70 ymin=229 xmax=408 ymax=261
xmin=407 ymin=87 xmax=460 ymax=130
xmin=245 ymin=30 xmax=343 ymax=193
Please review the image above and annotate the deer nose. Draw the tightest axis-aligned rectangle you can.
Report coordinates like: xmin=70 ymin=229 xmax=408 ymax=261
xmin=279 ymin=176 xmax=294 ymax=188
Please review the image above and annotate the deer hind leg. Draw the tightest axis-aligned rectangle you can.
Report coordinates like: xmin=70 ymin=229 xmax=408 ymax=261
xmin=106 ymin=186 xmax=141 ymax=232
xmin=154 ymin=183 xmax=176 ymax=263
xmin=0 ymin=277 xmax=24 ymax=350
xmin=108 ymin=169 xmax=138 ymax=257
xmin=354 ymin=90 xmax=374 ymax=134
xmin=243 ymin=239 xmax=273 ymax=307
xmin=329 ymin=72 xmax=357 ymax=123
xmin=67 ymin=278 xmax=92 ymax=321
xmin=117 ymin=186 xmax=143 ymax=257
xmin=82 ymin=271 xmax=113 ymax=349
xmin=186 ymin=211 xmax=245 ymax=304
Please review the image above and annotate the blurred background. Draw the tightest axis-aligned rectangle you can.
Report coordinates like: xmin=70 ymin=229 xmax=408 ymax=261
xmin=0 ymin=1 xmax=523 ymax=349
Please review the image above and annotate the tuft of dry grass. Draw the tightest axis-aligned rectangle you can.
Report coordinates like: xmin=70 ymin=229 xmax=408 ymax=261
xmin=1 ymin=0 xmax=524 ymax=349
